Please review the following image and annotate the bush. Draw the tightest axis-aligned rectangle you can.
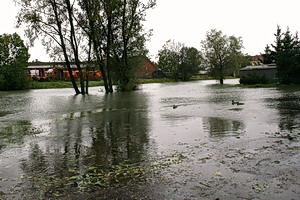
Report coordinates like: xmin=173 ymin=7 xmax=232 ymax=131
xmin=0 ymin=65 xmax=31 ymax=90
xmin=240 ymin=73 xmax=269 ymax=85
xmin=0 ymin=33 xmax=30 ymax=91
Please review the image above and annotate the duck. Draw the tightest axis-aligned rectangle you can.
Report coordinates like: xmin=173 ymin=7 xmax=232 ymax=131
xmin=232 ymin=100 xmax=244 ymax=105
xmin=173 ymin=105 xmax=179 ymax=109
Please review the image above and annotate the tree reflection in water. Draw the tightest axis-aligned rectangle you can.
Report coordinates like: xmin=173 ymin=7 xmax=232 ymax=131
xmin=18 ymin=92 xmax=151 ymax=198
xmin=202 ymin=117 xmax=245 ymax=139
xmin=276 ymin=93 xmax=300 ymax=132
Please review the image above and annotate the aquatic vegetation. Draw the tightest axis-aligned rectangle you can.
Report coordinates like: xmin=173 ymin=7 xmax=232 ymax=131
xmin=0 ymin=121 xmax=42 ymax=151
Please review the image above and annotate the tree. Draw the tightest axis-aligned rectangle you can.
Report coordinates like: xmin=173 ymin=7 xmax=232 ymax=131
xmin=15 ymin=0 xmax=155 ymax=93
xmin=266 ymin=26 xmax=300 ymax=84
xmin=262 ymin=44 xmax=274 ymax=64
xmin=158 ymin=40 xmax=202 ymax=81
xmin=114 ymin=0 xmax=156 ymax=91
xmin=79 ymin=0 xmax=156 ymax=92
xmin=157 ymin=40 xmax=182 ymax=80
xmin=0 ymin=33 xmax=31 ymax=90
xmin=201 ymin=29 xmax=244 ymax=84
xmin=79 ymin=0 xmax=122 ymax=93
xmin=15 ymin=0 xmax=87 ymax=95
xmin=179 ymin=47 xmax=202 ymax=81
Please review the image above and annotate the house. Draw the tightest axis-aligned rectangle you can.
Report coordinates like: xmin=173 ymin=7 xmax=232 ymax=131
xmin=134 ymin=56 xmax=156 ymax=79
xmin=239 ymin=64 xmax=277 ymax=84
xmin=250 ymin=55 xmax=264 ymax=66
xmin=28 ymin=60 xmax=101 ymax=81
xmin=28 ymin=56 xmax=155 ymax=81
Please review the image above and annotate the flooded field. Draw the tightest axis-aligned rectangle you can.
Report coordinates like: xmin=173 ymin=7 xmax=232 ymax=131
xmin=0 ymin=79 xmax=300 ymax=199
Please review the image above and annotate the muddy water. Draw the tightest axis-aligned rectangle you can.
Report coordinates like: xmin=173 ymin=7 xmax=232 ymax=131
xmin=0 ymin=79 xmax=300 ymax=199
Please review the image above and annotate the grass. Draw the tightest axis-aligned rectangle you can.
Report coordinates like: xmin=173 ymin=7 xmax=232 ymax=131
xmin=231 ymin=83 xmax=278 ymax=88
xmin=136 ymin=78 xmax=174 ymax=84
xmin=137 ymin=75 xmax=217 ymax=84
xmin=226 ymin=83 xmax=300 ymax=90
xmin=31 ymin=81 xmax=104 ymax=89
xmin=30 ymin=78 xmax=300 ymax=90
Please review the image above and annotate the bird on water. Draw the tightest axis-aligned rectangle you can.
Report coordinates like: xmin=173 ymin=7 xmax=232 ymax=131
xmin=232 ymin=100 xmax=244 ymax=105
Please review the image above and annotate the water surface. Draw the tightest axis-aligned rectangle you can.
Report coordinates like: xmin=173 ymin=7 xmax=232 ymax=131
xmin=0 ymin=79 xmax=299 ymax=199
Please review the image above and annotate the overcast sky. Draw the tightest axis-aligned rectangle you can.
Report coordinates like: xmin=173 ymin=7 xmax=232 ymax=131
xmin=1 ymin=0 xmax=300 ymax=62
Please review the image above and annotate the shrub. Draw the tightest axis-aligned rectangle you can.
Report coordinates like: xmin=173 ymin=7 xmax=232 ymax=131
xmin=240 ymin=73 xmax=269 ymax=85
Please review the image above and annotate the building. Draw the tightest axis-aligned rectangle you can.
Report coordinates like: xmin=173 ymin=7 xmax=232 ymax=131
xmin=133 ymin=56 xmax=156 ymax=79
xmin=28 ymin=60 xmax=101 ymax=81
xmin=250 ymin=55 xmax=264 ymax=66
xmin=28 ymin=56 xmax=155 ymax=81
xmin=240 ymin=64 xmax=277 ymax=84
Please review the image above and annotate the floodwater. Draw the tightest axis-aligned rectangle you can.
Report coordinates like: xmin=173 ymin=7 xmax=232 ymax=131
xmin=0 ymin=79 xmax=300 ymax=199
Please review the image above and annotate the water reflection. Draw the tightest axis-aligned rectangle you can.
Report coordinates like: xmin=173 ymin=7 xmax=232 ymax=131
xmin=276 ymin=92 xmax=300 ymax=132
xmin=86 ymin=92 xmax=150 ymax=167
xmin=0 ymin=121 xmax=40 ymax=151
xmin=16 ymin=91 xmax=151 ymax=198
xmin=202 ymin=117 xmax=245 ymax=139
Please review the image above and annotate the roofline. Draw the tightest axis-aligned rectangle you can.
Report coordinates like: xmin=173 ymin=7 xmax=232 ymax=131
xmin=240 ymin=64 xmax=277 ymax=71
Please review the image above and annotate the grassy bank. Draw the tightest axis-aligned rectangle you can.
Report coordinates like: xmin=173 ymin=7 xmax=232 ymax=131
xmin=30 ymin=77 xmax=300 ymax=90
xmin=231 ymin=83 xmax=278 ymax=88
xmin=30 ymin=76 xmax=225 ymax=90
xmin=31 ymin=81 xmax=104 ymax=89
xmin=226 ymin=83 xmax=300 ymax=90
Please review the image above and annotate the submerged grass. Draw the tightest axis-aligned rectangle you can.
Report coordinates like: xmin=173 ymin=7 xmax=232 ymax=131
xmin=0 ymin=121 xmax=42 ymax=151
xmin=15 ymin=153 xmax=188 ymax=199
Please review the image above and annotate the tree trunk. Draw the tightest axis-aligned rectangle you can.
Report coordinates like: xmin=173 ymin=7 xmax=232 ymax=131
xmin=106 ymin=14 xmax=113 ymax=93
xmin=84 ymin=1 xmax=111 ymax=94
xmin=121 ymin=0 xmax=130 ymax=90
xmin=51 ymin=0 xmax=80 ymax=94
xmin=86 ymin=40 xmax=93 ymax=95
xmin=65 ymin=0 xmax=85 ymax=95
xmin=220 ymin=78 xmax=224 ymax=85
xmin=220 ymin=65 xmax=224 ymax=85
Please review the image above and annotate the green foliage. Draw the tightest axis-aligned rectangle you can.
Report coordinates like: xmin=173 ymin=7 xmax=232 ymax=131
xmin=113 ymin=56 xmax=142 ymax=91
xmin=265 ymin=26 xmax=300 ymax=84
xmin=158 ymin=40 xmax=202 ymax=81
xmin=201 ymin=29 xmax=245 ymax=84
xmin=240 ymin=73 xmax=269 ymax=85
xmin=78 ymin=0 xmax=155 ymax=93
xmin=0 ymin=33 xmax=31 ymax=90
xmin=179 ymin=47 xmax=202 ymax=81
xmin=262 ymin=44 xmax=274 ymax=64
xmin=15 ymin=0 xmax=155 ymax=93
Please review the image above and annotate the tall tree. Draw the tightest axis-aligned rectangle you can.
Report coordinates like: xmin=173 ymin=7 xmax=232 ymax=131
xmin=79 ymin=0 xmax=155 ymax=92
xmin=79 ymin=0 xmax=113 ymax=93
xmin=64 ymin=0 xmax=86 ymax=94
xmin=275 ymin=27 xmax=300 ymax=84
xmin=262 ymin=44 xmax=274 ymax=64
xmin=179 ymin=47 xmax=202 ymax=81
xmin=115 ymin=0 xmax=156 ymax=91
xmin=0 ymin=33 xmax=31 ymax=90
xmin=158 ymin=40 xmax=202 ymax=81
xmin=157 ymin=40 xmax=183 ymax=80
xmin=15 ymin=0 xmax=86 ymax=94
xmin=201 ymin=29 xmax=244 ymax=84
xmin=265 ymin=26 xmax=300 ymax=84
